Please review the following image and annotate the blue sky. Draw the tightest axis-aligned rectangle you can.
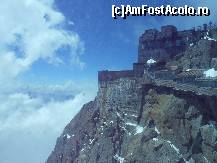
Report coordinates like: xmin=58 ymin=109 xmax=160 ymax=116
xmin=0 ymin=0 xmax=216 ymax=163
xmin=21 ymin=0 xmax=217 ymax=85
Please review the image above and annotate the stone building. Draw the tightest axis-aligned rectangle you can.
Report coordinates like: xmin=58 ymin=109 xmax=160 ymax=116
xmin=98 ymin=24 xmax=210 ymax=82
xmin=138 ymin=25 xmax=207 ymax=65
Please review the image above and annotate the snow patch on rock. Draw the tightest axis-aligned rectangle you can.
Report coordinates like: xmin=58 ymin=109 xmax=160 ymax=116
xmin=153 ymin=138 xmax=159 ymax=141
xmin=125 ymin=122 xmax=145 ymax=135
xmin=203 ymin=156 xmax=210 ymax=163
xmin=166 ymin=140 xmax=180 ymax=154
xmin=135 ymin=126 xmax=144 ymax=134
xmin=155 ymin=126 xmax=160 ymax=134
xmin=204 ymin=68 xmax=217 ymax=78
xmin=147 ymin=59 xmax=156 ymax=65
xmin=66 ymin=134 xmax=71 ymax=139
xmin=114 ymin=154 xmax=125 ymax=163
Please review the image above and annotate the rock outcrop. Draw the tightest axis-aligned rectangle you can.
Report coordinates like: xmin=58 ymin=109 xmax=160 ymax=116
xmin=46 ymin=76 xmax=217 ymax=163
xmin=46 ymin=25 xmax=217 ymax=163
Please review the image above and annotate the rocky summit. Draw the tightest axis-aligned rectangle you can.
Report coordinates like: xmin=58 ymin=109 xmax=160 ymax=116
xmin=47 ymin=24 xmax=217 ymax=163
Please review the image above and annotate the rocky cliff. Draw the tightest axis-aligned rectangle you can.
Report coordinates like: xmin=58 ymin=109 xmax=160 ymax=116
xmin=46 ymin=76 xmax=217 ymax=163
xmin=46 ymin=25 xmax=217 ymax=163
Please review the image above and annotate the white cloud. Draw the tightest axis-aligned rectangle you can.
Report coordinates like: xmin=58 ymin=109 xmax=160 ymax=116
xmin=68 ymin=21 xmax=75 ymax=26
xmin=0 ymin=0 xmax=85 ymax=85
xmin=0 ymin=83 xmax=97 ymax=163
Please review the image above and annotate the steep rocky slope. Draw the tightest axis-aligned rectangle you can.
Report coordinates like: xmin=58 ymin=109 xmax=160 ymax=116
xmin=46 ymin=76 xmax=217 ymax=163
xmin=46 ymin=26 xmax=217 ymax=163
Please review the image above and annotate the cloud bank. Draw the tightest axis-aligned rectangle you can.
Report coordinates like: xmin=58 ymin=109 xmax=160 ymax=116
xmin=0 ymin=83 xmax=96 ymax=163
xmin=0 ymin=0 xmax=95 ymax=163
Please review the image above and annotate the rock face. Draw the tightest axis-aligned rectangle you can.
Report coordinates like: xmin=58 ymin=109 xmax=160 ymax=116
xmin=46 ymin=76 xmax=217 ymax=163
xmin=46 ymin=25 xmax=217 ymax=163
xmin=47 ymin=78 xmax=144 ymax=163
